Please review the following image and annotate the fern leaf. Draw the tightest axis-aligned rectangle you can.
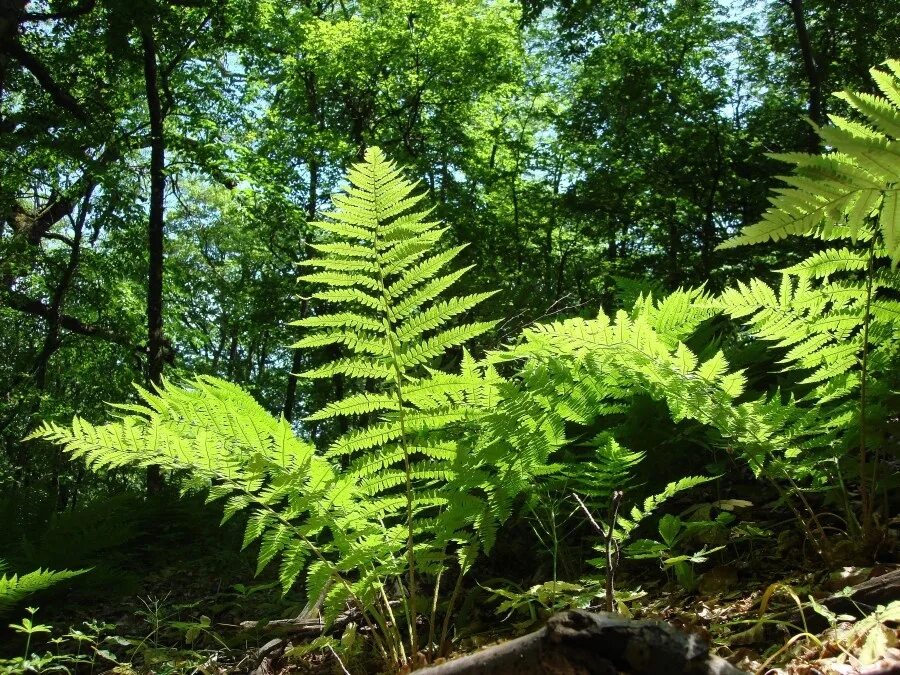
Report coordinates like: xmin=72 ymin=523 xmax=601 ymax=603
xmin=718 ymin=61 xmax=900 ymax=265
xmin=305 ymin=393 xmax=399 ymax=421
xmin=780 ymin=248 xmax=870 ymax=278
xmin=0 ymin=568 xmax=88 ymax=616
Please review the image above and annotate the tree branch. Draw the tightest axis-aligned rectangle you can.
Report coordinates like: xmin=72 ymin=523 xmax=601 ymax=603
xmin=3 ymin=291 xmax=138 ymax=350
xmin=22 ymin=0 xmax=97 ymax=21
xmin=3 ymin=39 xmax=89 ymax=121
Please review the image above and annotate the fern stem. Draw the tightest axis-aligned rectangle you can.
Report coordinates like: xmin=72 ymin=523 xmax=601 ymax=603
xmin=373 ymin=207 xmax=419 ymax=662
xmin=833 ymin=457 xmax=861 ymax=537
xmin=438 ymin=560 xmax=467 ymax=658
xmin=784 ymin=473 xmax=829 ymax=546
xmin=428 ymin=562 xmax=445 ymax=661
xmin=377 ymin=583 xmax=406 ymax=666
xmin=858 ymin=238 xmax=875 ymax=539
xmin=769 ymin=475 xmax=829 ymax=561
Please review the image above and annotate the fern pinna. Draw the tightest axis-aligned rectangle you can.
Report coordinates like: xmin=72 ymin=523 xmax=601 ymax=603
xmin=716 ymin=60 xmax=900 ymax=542
xmin=0 ymin=562 xmax=86 ymax=616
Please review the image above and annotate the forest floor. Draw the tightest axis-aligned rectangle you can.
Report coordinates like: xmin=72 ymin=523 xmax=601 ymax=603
xmin=2 ymin=495 xmax=898 ymax=674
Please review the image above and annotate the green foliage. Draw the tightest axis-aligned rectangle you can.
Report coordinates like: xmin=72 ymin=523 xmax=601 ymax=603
xmin=25 ymin=58 xmax=900 ymax=665
xmin=34 ymin=149 xmax=505 ymax=668
xmin=31 ymin=376 xmax=330 ymax=591
xmin=559 ymin=433 xmax=645 ymax=503
xmin=488 ymin=291 xmax=794 ymax=481
xmin=0 ymin=564 xmax=87 ymax=617
xmin=718 ymin=60 xmax=900 ymax=265
xmin=1 ymin=609 xmax=122 ymax=675
xmin=715 ymin=61 xmax=900 ymax=540
xmin=623 ymin=511 xmax=731 ymax=591
xmin=484 ymin=580 xmax=597 ymax=622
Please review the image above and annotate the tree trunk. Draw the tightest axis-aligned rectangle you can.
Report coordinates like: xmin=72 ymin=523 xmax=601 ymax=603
xmin=142 ymin=19 xmax=166 ymax=494
xmin=666 ymin=202 xmax=681 ymax=288
xmin=283 ymin=299 xmax=309 ymax=422
xmin=787 ymin=0 xmax=823 ymax=152
xmin=699 ymin=121 xmax=723 ymax=281
xmin=33 ymin=192 xmax=89 ymax=389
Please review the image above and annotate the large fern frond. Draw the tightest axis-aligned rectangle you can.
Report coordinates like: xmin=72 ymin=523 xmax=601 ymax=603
xmin=712 ymin=62 xmax=900 ymax=513
xmin=487 ymin=293 xmax=802 ymax=480
xmin=294 ymin=148 xmax=501 ymax=557
xmin=717 ymin=60 xmax=900 ymax=265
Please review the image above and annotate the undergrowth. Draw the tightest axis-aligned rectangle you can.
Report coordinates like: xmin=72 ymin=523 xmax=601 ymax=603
xmin=23 ymin=60 xmax=900 ymax=673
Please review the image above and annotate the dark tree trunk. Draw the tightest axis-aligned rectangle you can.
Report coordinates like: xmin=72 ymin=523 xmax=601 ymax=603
xmin=227 ymin=329 xmax=239 ymax=378
xmin=787 ymin=0 xmax=823 ymax=152
xmin=33 ymin=192 xmax=89 ymax=389
xmin=142 ymin=19 xmax=166 ymax=494
xmin=666 ymin=203 xmax=681 ymax=288
xmin=511 ymin=176 xmax=523 ymax=274
xmin=212 ymin=313 xmax=228 ymax=371
xmin=284 ymin=69 xmax=322 ymax=424
xmin=699 ymin=122 xmax=723 ymax=281
xmin=282 ymin=300 xmax=308 ymax=422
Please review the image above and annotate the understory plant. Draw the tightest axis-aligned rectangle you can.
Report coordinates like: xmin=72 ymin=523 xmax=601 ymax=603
xmin=715 ymin=59 xmax=900 ymax=552
xmin=30 ymin=61 xmax=900 ymax=672
xmin=502 ymin=60 xmax=900 ymax=569
xmin=33 ymin=148 xmax=510 ymax=670
xmin=1 ymin=607 xmax=115 ymax=675
xmin=0 ymin=561 xmax=86 ymax=617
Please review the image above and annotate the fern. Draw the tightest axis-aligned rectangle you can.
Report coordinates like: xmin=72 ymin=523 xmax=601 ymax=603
xmin=560 ymin=433 xmax=645 ymax=503
xmin=715 ymin=60 xmax=900 ymax=541
xmin=613 ymin=475 xmax=715 ymax=541
xmin=0 ymin=563 xmax=87 ymax=616
xmin=717 ymin=61 xmax=900 ymax=265
xmin=33 ymin=377 xmax=338 ymax=592
xmin=490 ymin=298 xmax=790 ymax=473
xmin=291 ymin=148 xmax=502 ymax=656
xmin=34 ymin=149 xmax=505 ymax=669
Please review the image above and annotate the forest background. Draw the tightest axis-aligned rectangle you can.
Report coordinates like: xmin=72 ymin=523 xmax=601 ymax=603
xmin=1 ymin=0 xmax=899 ymax=671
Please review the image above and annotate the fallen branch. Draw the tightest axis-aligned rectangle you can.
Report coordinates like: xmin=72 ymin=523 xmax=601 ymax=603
xmin=422 ymin=609 xmax=747 ymax=675
xmin=238 ymin=607 xmax=357 ymax=637
xmin=802 ymin=567 xmax=900 ymax=633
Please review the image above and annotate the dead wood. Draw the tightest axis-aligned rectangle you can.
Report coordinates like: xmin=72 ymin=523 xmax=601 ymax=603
xmin=238 ymin=607 xmax=356 ymax=637
xmin=421 ymin=610 xmax=748 ymax=675
xmin=801 ymin=568 xmax=900 ymax=633
xmin=821 ymin=568 xmax=900 ymax=613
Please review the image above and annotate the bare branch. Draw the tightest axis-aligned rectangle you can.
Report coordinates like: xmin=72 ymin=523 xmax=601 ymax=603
xmin=4 ymin=290 xmax=139 ymax=351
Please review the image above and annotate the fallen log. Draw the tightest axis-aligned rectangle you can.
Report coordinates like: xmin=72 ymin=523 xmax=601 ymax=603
xmin=798 ymin=567 xmax=900 ymax=633
xmin=819 ymin=568 xmax=900 ymax=615
xmin=422 ymin=609 xmax=748 ymax=675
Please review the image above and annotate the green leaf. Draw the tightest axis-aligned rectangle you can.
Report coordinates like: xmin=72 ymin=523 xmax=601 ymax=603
xmin=658 ymin=514 xmax=682 ymax=547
